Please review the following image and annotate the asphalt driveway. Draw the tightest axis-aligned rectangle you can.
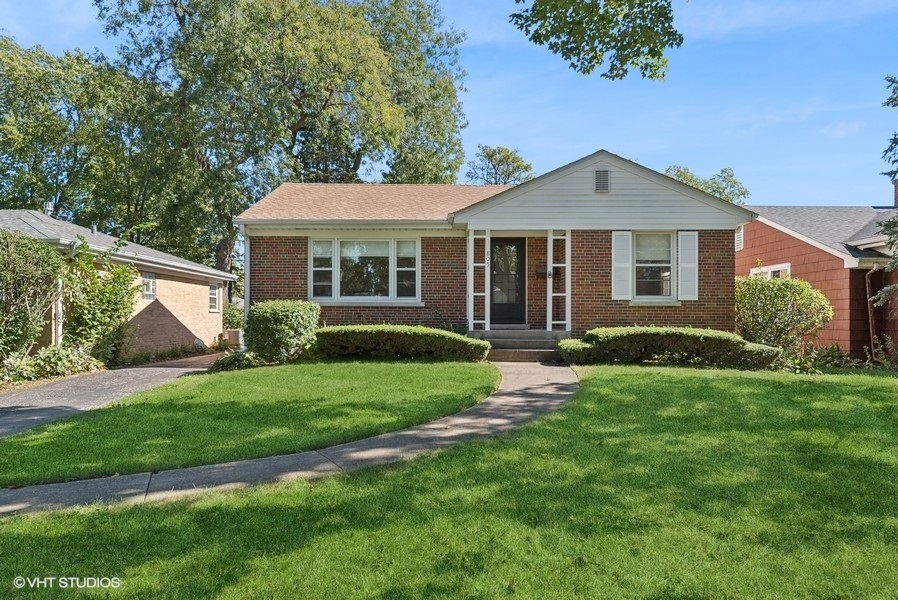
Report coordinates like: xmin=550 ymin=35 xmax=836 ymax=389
xmin=0 ymin=353 xmax=221 ymax=438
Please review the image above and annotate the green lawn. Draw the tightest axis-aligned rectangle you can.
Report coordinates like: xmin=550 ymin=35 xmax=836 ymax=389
xmin=0 ymin=362 xmax=499 ymax=487
xmin=2 ymin=366 xmax=897 ymax=599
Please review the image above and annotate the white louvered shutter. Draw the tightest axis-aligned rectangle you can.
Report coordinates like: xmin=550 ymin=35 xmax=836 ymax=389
xmin=677 ymin=231 xmax=699 ymax=301
xmin=611 ymin=231 xmax=632 ymax=300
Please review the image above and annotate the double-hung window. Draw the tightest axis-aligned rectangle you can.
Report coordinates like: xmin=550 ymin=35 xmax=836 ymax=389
xmin=209 ymin=284 xmax=220 ymax=311
xmin=634 ymin=233 xmax=673 ymax=297
xmin=311 ymin=239 xmax=419 ymax=302
xmin=141 ymin=272 xmax=156 ymax=300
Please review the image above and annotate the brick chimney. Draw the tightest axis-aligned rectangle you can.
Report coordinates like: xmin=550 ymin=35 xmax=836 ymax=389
xmin=894 ymin=179 xmax=898 ymax=206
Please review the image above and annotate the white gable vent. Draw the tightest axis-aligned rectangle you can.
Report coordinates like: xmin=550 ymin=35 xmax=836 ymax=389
xmin=594 ymin=170 xmax=610 ymax=193
xmin=734 ymin=225 xmax=744 ymax=251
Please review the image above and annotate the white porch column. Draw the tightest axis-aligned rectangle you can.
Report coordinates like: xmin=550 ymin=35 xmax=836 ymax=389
xmin=546 ymin=229 xmax=554 ymax=331
xmin=565 ymin=229 xmax=572 ymax=332
xmin=466 ymin=229 xmax=474 ymax=331
xmin=484 ymin=229 xmax=491 ymax=331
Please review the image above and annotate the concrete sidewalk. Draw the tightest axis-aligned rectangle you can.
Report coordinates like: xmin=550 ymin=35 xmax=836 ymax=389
xmin=0 ymin=353 xmax=222 ymax=438
xmin=0 ymin=362 xmax=578 ymax=517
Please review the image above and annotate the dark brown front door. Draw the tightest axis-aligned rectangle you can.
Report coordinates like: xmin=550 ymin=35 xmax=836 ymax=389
xmin=490 ymin=238 xmax=526 ymax=325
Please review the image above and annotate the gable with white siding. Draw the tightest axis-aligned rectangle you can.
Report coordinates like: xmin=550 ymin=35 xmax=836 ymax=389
xmin=450 ymin=150 xmax=753 ymax=230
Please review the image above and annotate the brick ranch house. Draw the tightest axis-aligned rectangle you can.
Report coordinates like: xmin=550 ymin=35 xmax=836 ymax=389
xmin=736 ymin=192 xmax=898 ymax=356
xmin=236 ymin=150 xmax=754 ymax=337
xmin=0 ymin=209 xmax=236 ymax=356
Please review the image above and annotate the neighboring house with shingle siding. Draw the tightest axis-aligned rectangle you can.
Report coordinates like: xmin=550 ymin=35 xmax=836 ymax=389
xmin=236 ymin=150 xmax=753 ymax=337
xmin=0 ymin=210 xmax=236 ymax=356
xmin=735 ymin=200 xmax=898 ymax=356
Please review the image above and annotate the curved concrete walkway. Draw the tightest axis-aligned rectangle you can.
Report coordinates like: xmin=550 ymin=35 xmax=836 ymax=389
xmin=0 ymin=362 xmax=578 ymax=517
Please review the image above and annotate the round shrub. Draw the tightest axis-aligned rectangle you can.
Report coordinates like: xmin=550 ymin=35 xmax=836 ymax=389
xmin=735 ymin=275 xmax=833 ymax=352
xmin=244 ymin=300 xmax=320 ymax=364
xmin=315 ymin=325 xmax=490 ymax=361
xmin=561 ymin=326 xmax=781 ymax=370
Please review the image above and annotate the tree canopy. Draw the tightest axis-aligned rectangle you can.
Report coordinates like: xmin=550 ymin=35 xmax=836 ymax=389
xmin=465 ymin=145 xmax=535 ymax=185
xmin=664 ymin=165 xmax=751 ymax=205
xmin=1 ymin=0 xmax=466 ymax=277
xmin=509 ymin=0 xmax=683 ymax=79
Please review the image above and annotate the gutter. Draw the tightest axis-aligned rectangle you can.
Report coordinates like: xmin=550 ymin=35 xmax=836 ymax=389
xmin=49 ymin=238 xmax=236 ymax=282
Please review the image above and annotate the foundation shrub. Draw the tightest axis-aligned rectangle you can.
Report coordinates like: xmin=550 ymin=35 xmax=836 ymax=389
xmin=316 ymin=325 xmax=489 ymax=361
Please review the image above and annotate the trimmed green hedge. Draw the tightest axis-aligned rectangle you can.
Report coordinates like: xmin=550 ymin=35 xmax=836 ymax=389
xmin=316 ymin=325 xmax=490 ymax=362
xmin=244 ymin=300 xmax=320 ymax=364
xmin=559 ymin=326 xmax=781 ymax=370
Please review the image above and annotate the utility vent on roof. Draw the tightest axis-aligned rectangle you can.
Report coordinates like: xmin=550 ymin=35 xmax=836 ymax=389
xmin=594 ymin=170 xmax=609 ymax=193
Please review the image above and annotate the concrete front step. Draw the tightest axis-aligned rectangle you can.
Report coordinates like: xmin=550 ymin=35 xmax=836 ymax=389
xmin=468 ymin=329 xmax=570 ymax=341
xmin=487 ymin=339 xmax=560 ymax=350
xmin=487 ymin=348 xmax=562 ymax=362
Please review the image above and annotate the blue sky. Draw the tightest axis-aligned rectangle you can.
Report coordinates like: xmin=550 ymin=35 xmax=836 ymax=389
xmin=2 ymin=0 xmax=897 ymax=206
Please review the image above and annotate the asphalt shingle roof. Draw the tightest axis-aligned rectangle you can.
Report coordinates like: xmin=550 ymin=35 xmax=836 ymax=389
xmin=0 ymin=210 xmax=234 ymax=280
xmin=748 ymin=205 xmax=898 ymax=259
xmin=235 ymin=183 xmax=513 ymax=223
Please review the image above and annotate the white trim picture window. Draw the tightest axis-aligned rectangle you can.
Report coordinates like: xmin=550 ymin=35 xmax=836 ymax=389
xmin=310 ymin=239 xmax=420 ymax=302
xmin=610 ymin=231 xmax=699 ymax=301
xmin=209 ymin=284 xmax=220 ymax=311
xmin=750 ymin=262 xmax=791 ymax=279
xmin=140 ymin=271 xmax=156 ymax=300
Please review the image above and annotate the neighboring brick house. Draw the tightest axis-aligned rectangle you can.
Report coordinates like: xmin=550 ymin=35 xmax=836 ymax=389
xmin=0 ymin=210 xmax=236 ymax=356
xmin=236 ymin=150 xmax=753 ymax=336
xmin=735 ymin=199 xmax=898 ymax=357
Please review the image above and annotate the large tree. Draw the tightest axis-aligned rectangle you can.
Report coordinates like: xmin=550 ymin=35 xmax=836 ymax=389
xmin=509 ymin=0 xmax=683 ymax=79
xmin=664 ymin=165 xmax=750 ymax=205
xmin=91 ymin=0 xmax=464 ymax=272
xmin=465 ymin=145 xmax=535 ymax=185
xmin=873 ymin=75 xmax=898 ymax=307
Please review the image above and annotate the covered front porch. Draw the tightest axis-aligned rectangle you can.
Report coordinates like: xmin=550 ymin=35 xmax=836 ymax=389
xmin=466 ymin=229 xmax=572 ymax=332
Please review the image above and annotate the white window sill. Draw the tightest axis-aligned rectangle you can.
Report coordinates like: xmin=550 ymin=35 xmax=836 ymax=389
xmin=628 ymin=300 xmax=682 ymax=307
xmin=314 ymin=300 xmax=425 ymax=308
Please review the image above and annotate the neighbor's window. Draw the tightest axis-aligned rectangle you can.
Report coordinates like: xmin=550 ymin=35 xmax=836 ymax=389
xmin=141 ymin=271 xmax=156 ymax=300
xmin=634 ymin=233 xmax=673 ymax=297
xmin=209 ymin=284 xmax=219 ymax=311
xmin=750 ymin=262 xmax=791 ymax=279
xmin=311 ymin=239 xmax=419 ymax=301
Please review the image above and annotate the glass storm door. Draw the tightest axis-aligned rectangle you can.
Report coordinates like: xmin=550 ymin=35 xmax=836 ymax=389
xmin=490 ymin=238 xmax=526 ymax=324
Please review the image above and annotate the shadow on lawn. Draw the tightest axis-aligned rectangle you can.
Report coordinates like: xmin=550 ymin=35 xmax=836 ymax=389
xmin=0 ymin=368 xmax=895 ymax=597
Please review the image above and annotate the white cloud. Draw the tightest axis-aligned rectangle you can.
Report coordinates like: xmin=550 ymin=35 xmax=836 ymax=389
xmin=821 ymin=121 xmax=864 ymax=138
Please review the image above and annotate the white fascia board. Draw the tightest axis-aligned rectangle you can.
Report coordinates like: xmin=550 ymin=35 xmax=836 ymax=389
xmin=754 ymin=217 xmax=860 ymax=268
xmin=49 ymin=238 xmax=236 ymax=282
xmin=234 ymin=218 xmax=453 ymax=230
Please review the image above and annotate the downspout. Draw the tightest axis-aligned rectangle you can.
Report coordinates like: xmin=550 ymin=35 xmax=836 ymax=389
xmin=865 ymin=265 xmax=879 ymax=354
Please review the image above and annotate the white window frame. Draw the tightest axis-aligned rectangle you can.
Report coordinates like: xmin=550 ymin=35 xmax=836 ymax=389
xmin=209 ymin=284 xmax=220 ymax=312
xmin=140 ymin=271 xmax=156 ymax=300
xmin=633 ymin=232 xmax=676 ymax=300
xmin=750 ymin=262 xmax=791 ymax=279
xmin=309 ymin=238 xmax=421 ymax=303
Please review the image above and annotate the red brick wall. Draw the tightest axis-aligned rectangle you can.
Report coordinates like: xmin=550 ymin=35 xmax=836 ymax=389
xmin=735 ymin=220 xmax=859 ymax=353
xmin=248 ymin=236 xmax=467 ymax=329
xmin=249 ymin=236 xmax=308 ymax=301
xmin=570 ymin=230 xmax=736 ymax=335
xmin=251 ymin=231 xmax=737 ymax=334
